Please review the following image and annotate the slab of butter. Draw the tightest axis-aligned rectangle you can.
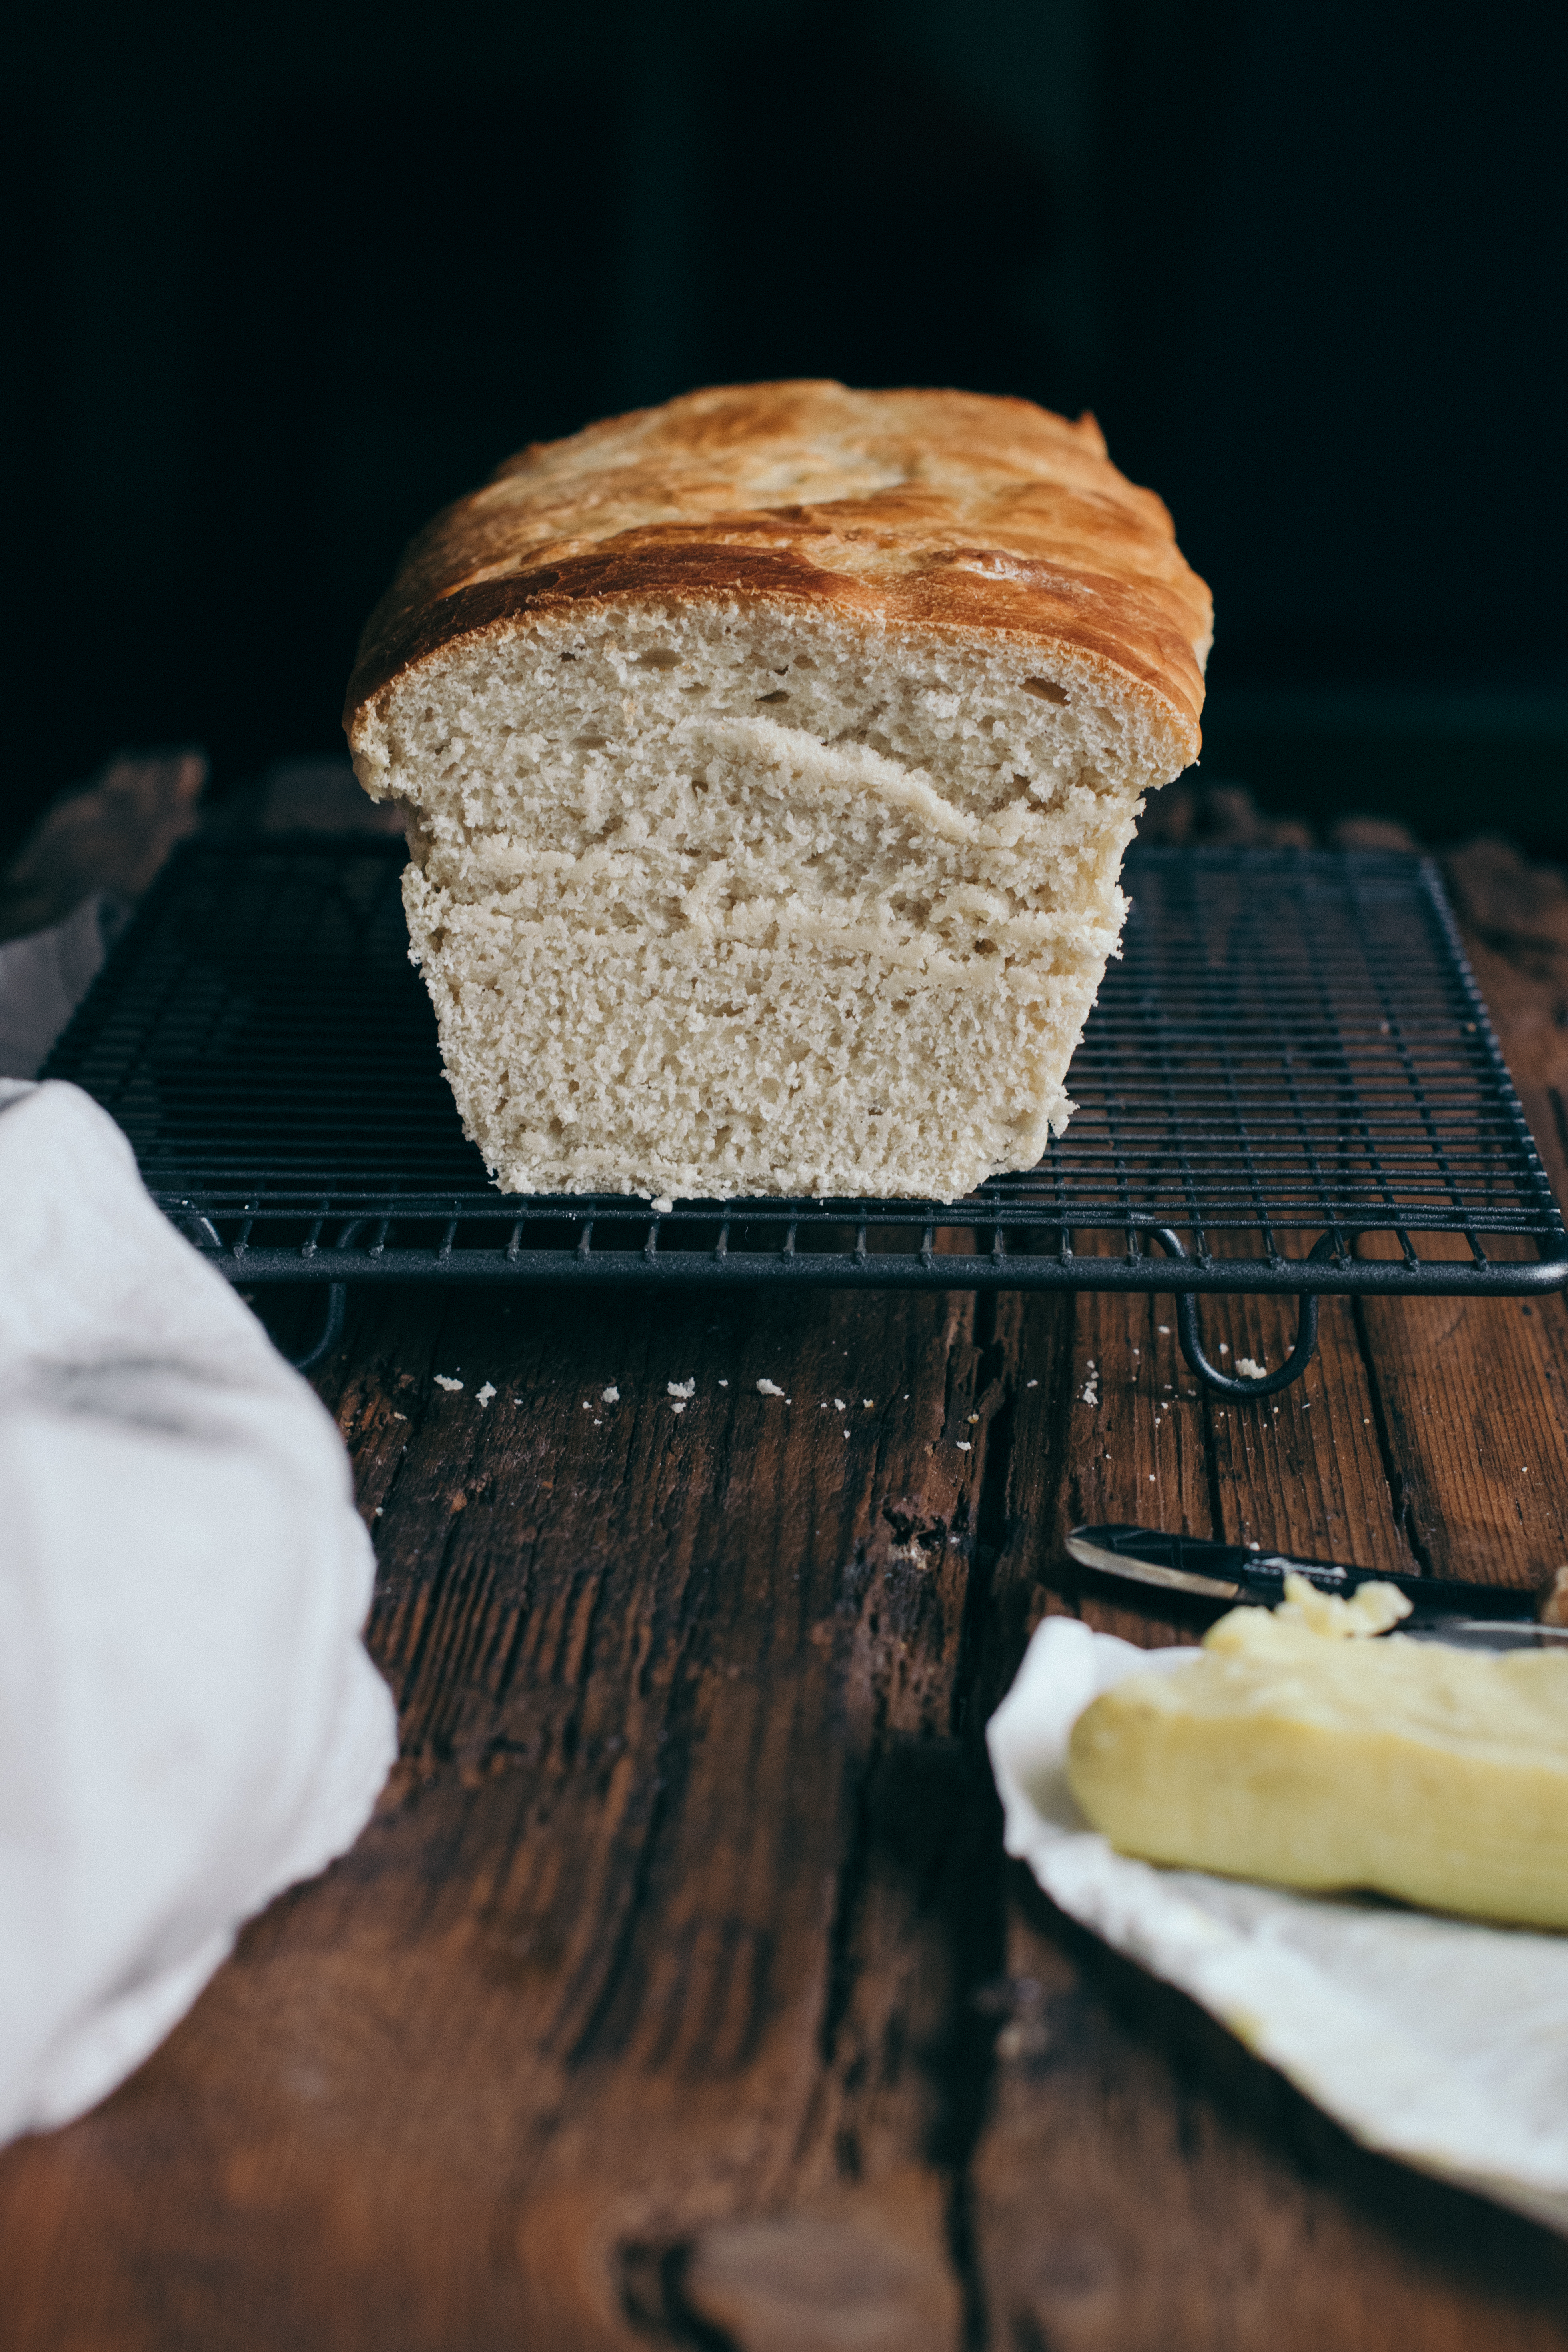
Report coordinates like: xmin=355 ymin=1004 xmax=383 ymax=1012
xmin=1065 ymin=1576 xmax=1568 ymax=1928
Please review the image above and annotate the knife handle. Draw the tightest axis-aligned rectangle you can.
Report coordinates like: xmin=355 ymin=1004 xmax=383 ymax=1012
xmin=1248 ymin=1560 xmax=1537 ymax=1621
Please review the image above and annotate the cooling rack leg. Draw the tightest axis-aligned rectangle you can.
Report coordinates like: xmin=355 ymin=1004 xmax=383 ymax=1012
xmin=1147 ymin=1227 xmax=1336 ymax=1399
xmin=1174 ymin=1289 xmax=1320 ymax=1399
xmin=286 ymin=1284 xmax=347 ymax=1373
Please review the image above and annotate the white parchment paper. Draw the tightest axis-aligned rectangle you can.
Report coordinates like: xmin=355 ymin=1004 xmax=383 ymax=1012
xmin=987 ymin=1613 xmax=1568 ymax=2235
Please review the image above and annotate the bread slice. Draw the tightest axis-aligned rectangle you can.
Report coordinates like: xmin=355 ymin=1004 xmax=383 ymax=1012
xmin=344 ymin=381 xmax=1211 ymax=1201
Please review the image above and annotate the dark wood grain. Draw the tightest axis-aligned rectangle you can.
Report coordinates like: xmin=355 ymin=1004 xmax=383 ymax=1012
xmin=1 ymin=802 xmax=1566 ymax=2349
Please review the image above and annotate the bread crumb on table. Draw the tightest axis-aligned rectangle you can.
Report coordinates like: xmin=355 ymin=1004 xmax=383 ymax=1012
xmin=475 ymin=1383 xmax=496 ymax=1408
xmin=668 ymin=1379 xmax=695 ymax=1399
xmin=601 ymin=1385 xmax=620 ymax=1403
xmin=434 ymin=1375 xmax=463 ymax=1393
xmin=757 ymin=1379 xmax=787 ymax=1397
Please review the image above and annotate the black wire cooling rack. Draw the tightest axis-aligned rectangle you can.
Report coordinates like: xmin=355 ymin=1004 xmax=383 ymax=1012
xmin=40 ymin=834 xmax=1566 ymax=1396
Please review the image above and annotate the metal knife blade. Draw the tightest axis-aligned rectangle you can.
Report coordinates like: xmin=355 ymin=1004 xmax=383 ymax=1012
xmin=1067 ymin=1524 xmax=1567 ymax=1640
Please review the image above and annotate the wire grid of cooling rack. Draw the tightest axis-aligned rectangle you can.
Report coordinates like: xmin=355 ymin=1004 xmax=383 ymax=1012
xmin=39 ymin=834 xmax=1566 ymax=1387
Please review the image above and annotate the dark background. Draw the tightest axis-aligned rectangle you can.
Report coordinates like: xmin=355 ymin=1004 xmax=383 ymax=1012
xmin=6 ymin=0 xmax=1566 ymax=853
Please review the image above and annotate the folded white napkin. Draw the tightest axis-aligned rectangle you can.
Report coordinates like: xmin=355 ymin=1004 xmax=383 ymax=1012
xmin=0 ymin=1077 xmax=397 ymax=2142
xmin=988 ymin=1615 xmax=1568 ymax=2236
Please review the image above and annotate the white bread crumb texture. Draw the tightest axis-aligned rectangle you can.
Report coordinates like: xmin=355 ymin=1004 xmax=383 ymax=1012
xmin=355 ymin=602 xmax=1189 ymax=1199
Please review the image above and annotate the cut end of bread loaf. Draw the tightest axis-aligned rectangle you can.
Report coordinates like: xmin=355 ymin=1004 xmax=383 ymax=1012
xmin=354 ymin=606 xmax=1187 ymax=1199
xmin=345 ymin=382 xmax=1210 ymax=1201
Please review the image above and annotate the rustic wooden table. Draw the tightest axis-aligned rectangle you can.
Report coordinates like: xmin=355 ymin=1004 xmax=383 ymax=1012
xmin=3 ymin=794 xmax=1568 ymax=2350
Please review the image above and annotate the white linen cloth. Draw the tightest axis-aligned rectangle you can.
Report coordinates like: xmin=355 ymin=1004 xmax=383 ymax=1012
xmin=988 ymin=1614 xmax=1568 ymax=2236
xmin=0 ymin=1076 xmax=397 ymax=2142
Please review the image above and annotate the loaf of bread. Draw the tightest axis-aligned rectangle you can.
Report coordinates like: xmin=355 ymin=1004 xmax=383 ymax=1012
xmin=344 ymin=381 xmax=1211 ymax=1200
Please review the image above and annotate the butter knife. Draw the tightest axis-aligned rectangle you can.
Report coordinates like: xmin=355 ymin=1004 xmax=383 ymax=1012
xmin=1066 ymin=1524 xmax=1568 ymax=1649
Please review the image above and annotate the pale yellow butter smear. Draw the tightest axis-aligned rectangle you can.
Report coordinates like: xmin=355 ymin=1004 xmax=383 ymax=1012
xmin=1066 ymin=1577 xmax=1568 ymax=1929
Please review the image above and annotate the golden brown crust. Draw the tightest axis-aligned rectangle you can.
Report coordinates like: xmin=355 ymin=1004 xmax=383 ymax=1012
xmin=344 ymin=380 xmax=1211 ymax=745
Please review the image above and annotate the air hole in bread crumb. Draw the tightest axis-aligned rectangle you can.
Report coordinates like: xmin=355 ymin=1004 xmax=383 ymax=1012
xmin=756 ymin=690 xmax=790 ymax=705
xmin=1023 ymin=677 xmax=1069 ymax=703
xmin=637 ymin=648 xmax=682 ymax=669
xmin=573 ymin=732 xmax=609 ymax=749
